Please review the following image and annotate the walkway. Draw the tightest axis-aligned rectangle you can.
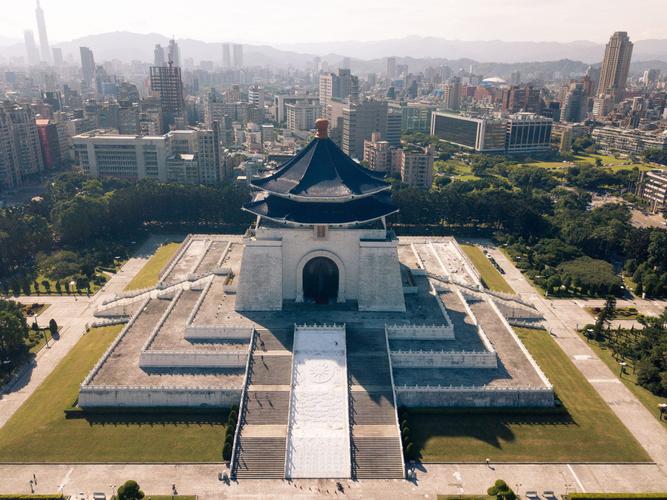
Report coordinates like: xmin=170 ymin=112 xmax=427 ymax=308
xmin=285 ymin=325 xmax=350 ymax=479
xmin=0 ymin=235 xmax=175 ymax=429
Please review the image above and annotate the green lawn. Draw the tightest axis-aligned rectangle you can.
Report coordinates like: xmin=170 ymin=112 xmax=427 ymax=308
xmin=576 ymin=332 xmax=667 ymax=429
xmin=125 ymin=242 xmax=181 ymax=291
xmin=460 ymin=244 xmax=514 ymax=294
xmin=0 ymin=325 xmax=227 ymax=462
xmin=408 ymin=328 xmax=650 ymax=462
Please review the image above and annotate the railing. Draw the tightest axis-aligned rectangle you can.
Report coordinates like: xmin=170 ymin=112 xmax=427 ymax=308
xmin=141 ymin=289 xmax=182 ymax=351
xmin=230 ymin=328 xmax=255 ymax=479
xmin=383 ymin=325 xmax=406 ymax=479
xmin=158 ymin=235 xmax=193 ymax=282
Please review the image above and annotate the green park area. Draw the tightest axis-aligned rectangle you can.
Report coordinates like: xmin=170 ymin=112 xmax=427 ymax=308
xmin=459 ymin=244 xmax=514 ymax=294
xmin=0 ymin=325 xmax=227 ymax=463
xmin=124 ymin=242 xmax=181 ymax=291
xmin=407 ymin=328 xmax=649 ymax=462
xmin=524 ymin=153 xmax=660 ymax=172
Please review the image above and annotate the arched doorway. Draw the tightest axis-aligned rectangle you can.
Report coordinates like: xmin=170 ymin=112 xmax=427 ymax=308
xmin=302 ymin=257 xmax=339 ymax=304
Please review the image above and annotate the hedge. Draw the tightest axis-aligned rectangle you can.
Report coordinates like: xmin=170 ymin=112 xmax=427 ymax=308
xmin=0 ymin=496 xmax=65 ymax=499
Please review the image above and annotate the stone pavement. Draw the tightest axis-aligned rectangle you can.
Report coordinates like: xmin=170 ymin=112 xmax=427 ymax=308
xmin=1 ymin=462 xmax=667 ymax=498
xmin=481 ymin=242 xmax=667 ymax=477
xmin=0 ymin=235 xmax=176 ymax=429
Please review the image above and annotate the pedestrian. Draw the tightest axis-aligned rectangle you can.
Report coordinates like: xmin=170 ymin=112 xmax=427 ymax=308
xmin=33 ymin=473 xmax=37 ymax=484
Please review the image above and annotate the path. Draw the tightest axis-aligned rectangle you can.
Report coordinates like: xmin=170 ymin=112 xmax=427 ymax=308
xmin=0 ymin=235 xmax=174 ymax=429
xmin=480 ymin=242 xmax=667 ymax=476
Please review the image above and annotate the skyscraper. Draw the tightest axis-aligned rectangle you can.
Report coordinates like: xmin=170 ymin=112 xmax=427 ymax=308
xmin=0 ymin=102 xmax=45 ymax=189
xmin=232 ymin=44 xmax=243 ymax=68
xmin=386 ymin=57 xmax=397 ymax=79
xmin=52 ymin=47 xmax=63 ymax=67
xmin=150 ymin=64 xmax=186 ymax=130
xmin=222 ymin=44 xmax=231 ymax=68
xmin=80 ymin=47 xmax=96 ymax=88
xmin=597 ymin=31 xmax=633 ymax=100
xmin=168 ymin=38 xmax=181 ymax=67
xmin=154 ymin=44 xmax=165 ymax=66
xmin=35 ymin=0 xmax=52 ymax=64
xmin=23 ymin=30 xmax=40 ymax=66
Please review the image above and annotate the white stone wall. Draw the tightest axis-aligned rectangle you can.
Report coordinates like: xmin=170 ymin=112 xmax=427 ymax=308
xmin=185 ymin=325 xmax=253 ymax=340
xmin=139 ymin=350 xmax=248 ymax=368
xmin=358 ymin=241 xmax=406 ymax=312
xmin=395 ymin=386 xmax=554 ymax=408
xmin=386 ymin=324 xmax=455 ymax=340
xmin=78 ymin=386 xmax=242 ymax=408
xmin=390 ymin=350 xmax=498 ymax=368
xmin=235 ymin=239 xmax=283 ymax=310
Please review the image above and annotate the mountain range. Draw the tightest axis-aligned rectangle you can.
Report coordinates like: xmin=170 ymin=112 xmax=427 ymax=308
xmin=1 ymin=32 xmax=667 ymax=72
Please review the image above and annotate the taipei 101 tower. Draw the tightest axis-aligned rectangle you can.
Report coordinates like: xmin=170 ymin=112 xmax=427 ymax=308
xmin=35 ymin=0 xmax=52 ymax=64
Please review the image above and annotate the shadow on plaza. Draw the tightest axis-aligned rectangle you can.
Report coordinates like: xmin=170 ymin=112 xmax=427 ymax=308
xmin=68 ymin=408 xmax=229 ymax=427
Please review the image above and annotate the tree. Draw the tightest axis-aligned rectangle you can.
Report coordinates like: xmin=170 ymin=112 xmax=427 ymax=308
xmin=0 ymin=309 xmax=28 ymax=364
xmin=42 ymin=280 xmax=51 ymax=294
xmin=49 ymin=318 xmax=58 ymax=337
xmin=33 ymin=280 xmax=40 ymax=294
xmin=594 ymin=158 xmax=603 ymax=167
xmin=487 ymin=479 xmax=517 ymax=500
xmin=55 ymin=281 xmax=62 ymax=295
xmin=117 ymin=480 xmax=144 ymax=500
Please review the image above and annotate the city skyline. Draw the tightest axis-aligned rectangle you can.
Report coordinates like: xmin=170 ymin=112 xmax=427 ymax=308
xmin=1 ymin=0 xmax=666 ymax=47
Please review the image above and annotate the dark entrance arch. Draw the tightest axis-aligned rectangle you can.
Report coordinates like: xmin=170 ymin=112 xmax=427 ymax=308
xmin=302 ymin=257 xmax=339 ymax=304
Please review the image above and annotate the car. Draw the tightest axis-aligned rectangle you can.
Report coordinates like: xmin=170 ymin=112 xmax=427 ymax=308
xmin=92 ymin=493 xmax=106 ymax=500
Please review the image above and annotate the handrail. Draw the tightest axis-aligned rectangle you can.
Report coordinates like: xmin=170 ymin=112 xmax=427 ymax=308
xmin=384 ymin=325 xmax=406 ymax=479
xmin=230 ymin=327 xmax=255 ymax=479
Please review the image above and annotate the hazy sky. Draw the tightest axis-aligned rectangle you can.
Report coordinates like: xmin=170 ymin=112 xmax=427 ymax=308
xmin=2 ymin=0 xmax=664 ymax=45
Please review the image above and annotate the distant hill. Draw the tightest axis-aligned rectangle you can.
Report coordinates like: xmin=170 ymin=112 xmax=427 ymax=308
xmin=1 ymin=32 xmax=666 ymax=73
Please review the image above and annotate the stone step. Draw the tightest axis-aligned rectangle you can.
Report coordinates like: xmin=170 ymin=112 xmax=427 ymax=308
xmin=349 ymin=391 xmax=397 ymax=425
xmin=244 ymin=391 xmax=290 ymax=425
xmin=351 ymin=437 xmax=404 ymax=479
xmin=249 ymin=354 xmax=293 ymax=385
xmin=348 ymin=355 xmax=392 ymax=386
xmin=234 ymin=436 xmax=286 ymax=479
xmin=254 ymin=329 xmax=293 ymax=352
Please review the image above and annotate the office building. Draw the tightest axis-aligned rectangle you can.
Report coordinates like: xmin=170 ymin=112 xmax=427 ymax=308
xmin=286 ymin=102 xmax=320 ymax=131
xmin=558 ymin=123 xmax=589 ymax=152
xmin=560 ymin=82 xmax=587 ymax=123
xmin=35 ymin=118 xmax=61 ymax=169
xmin=397 ymin=145 xmax=434 ymax=189
xmin=342 ymin=100 xmax=398 ymax=159
xmin=233 ymin=44 xmax=243 ymax=68
xmin=222 ymin=43 xmax=231 ymax=68
xmin=80 ymin=47 xmax=96 ymax=88
xmin=52 ymin=47 xmax=63 ymax=67
xmin=363 ymin=132 xmax=395 ymax=174
xmin=150 ymin=64 xmax=186 ymax=130
xmin=442 ymin=78 xmax=461 ymax=111
xmin=387 ymin=57 xmax=397 ymax=78
xmin=637 ymin=170 xmax=667 ymax=213
xmin=73 ymin=127 xmax=222 ymax=184
xmin=319 ymin=69 xmax=359 ymax=117
xmin=154 ymin=44 xmax=165 ymax=66
xmin=35 ymin=0 xmax=52 ymax=64
xmin=248 ymin=85 xmax=264 ymax=109
xmin=389 ymin=102 xmax=435 ymax=133
xmin=168 ymin=38 xmax=181 ymax=67
xmin=597 ymin=32 xmax=633 ymax=100
xmin=505 ymin=113 xmax=553 ymax=154
xmin=23 ymin=30 xmax=40 ymax=66
xmin=430 ymin=112 xmax=506 ymax=152
xmin=592 ymin=126 xmax=667 ymax=156
xmin=501 ymin=85 xmax=541 ymax=113
xmin=0 ymin=102 xmax=44 ymax=189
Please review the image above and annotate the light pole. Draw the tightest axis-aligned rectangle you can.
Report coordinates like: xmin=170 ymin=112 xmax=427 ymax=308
xmin=619 ymin=361 xmax=628 ymax=376
xmin=111 ymin=484 xmax=116 ymax=499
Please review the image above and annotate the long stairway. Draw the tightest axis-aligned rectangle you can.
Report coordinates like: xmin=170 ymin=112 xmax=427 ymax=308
xmin=347 ymin=327 xmax=405 ymax=479
xmin=233 ymin=329 xmax=293 ymax=479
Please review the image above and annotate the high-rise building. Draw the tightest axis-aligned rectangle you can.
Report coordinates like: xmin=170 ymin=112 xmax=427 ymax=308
xmin=397 ymin=145 xmax=434 ymax=189
xmin=35 ymin=0 xmax=52 ymax=64
xmin=505 ymin=113 xmax=553 ymax=154
xmin=430 ymin=112 xmax=506 ymax=152
xmin=342 ymin=100 xmax=397 ymax=159
xmin=0 ymin=102 xmax=45 ymax=189
xmin=386 ymin=57 xmax=397 ymax=79
xmin=560 ymin=82 xmax=587 ymax=122
xmin=597 ymin=31 xmax=633 ymax=100
xmin=319 ymin=69 xmax=360 ymax=120
xmin=442 ymin=78 xmax=461 ymax=111
xmin=501 ymin=85 xmax=541 ymax=113
xmin=36 ymin=118 xmax=61 ymax=169
xmin=248 ymin=85 xmax=264 ymax=109
xmin=154 ymin=44 xmax=165 ymax=66
xmin=637 ymin=170 xmax=667 ymax=214
xmin=52 ymin=47 xmax=63 ymax=67
xmin=23 ymin=30 xmax=40 ymax=66
xmin=286 ymin=102 xmax=320 ymax=131
xmin=222 ymin=43 xmax=231 ymax=68
xmin=150 ymin=64 xmax=186 ymax=130
xmin=79 ymin=47 xmax=96 ymax=88
xmin=363 ymin=132 xmax=395 ymax=174
xmin=168 ymin=38 xmax=181 ymax=67
xmin=233 ymin=44 xmax=243 ymax=68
